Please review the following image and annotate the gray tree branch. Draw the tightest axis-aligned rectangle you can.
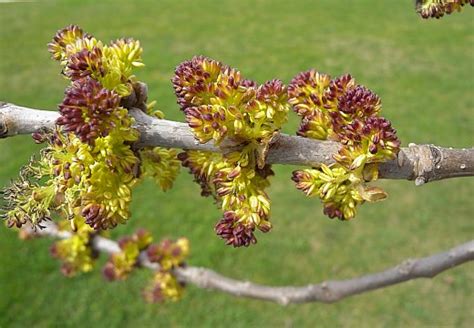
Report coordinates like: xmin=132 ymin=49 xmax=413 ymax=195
xmin=1 ymin=102 xmax=473 ymax=184
xmin=29 ymin=221 xmax=474 ymax=305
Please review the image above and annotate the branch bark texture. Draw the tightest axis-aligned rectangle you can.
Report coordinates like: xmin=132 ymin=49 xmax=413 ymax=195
xmin=1 ymin=102 xmax=473 ymax=184
xmin=31 ymin=221 xmax=474 ymax=305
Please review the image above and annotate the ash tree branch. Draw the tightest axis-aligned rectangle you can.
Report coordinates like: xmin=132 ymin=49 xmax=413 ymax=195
xmin=31 ymin=221 xmax=474 ymax=305
xmin=1 ymin=102 xmax=473 ymax=184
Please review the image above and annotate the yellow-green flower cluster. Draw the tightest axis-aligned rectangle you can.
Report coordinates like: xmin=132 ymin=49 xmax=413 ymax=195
xmin=3 ymin=122 xmax=140 ymax=230
xmin=50 ymin=216 xmax=97 ymax=277
xmin=173 ymin=56 xmax=288 ymax=153
xmin=147 ymin=237 xmax=189 ymax=270
xmin=333 ymin=117 xmax=401 ymax=171
xmin=288 ymin=71 xmax=381 ymax=140
xmin=179 ymin=150 xmax=273 ymax=246
xmin=102 ymin=229 xmax=153 ymax=281
xmin=181 ymin=152 xmax=274 ymax=248
xmin=47 ymin=25 xmax=97 ymax=63
xmin=57 ymin=76 xmax=135 ymax=144
xmin=40 ymin=127 xmax=139 ymax=230
xmin=144 ymin=237 xmax=189 ymax=303
xmin=2 ymin=25 xmax=181 ymax=232
xmin=292 ymin=165 xmax=387 ymax=220
xmin=214 ymin=164 xmax=273 ymax=232
xmin=173 ymin=56 xmax=289 ymax=247
xmin=48 ymin=25 xmax=144 ymax=96
xmin=47 ymin=25 xmax=145 ymax=229
xmin=416 ymin=0 xmax=473 ymax=19
xmin=140 ymin=147 xmax=181 ymax=191
xmin=1 ymin=159 xmax=56 ymax=228
xmin=177 ymin=150 xmax=227 ymax=197
xmin=143 ymin=231 xmax=189 ymax=303
xmin=143 ymin=271 xmax=185 ymax=303
xmin=289 ymin=70 xmax=400 ymax=220
xmin=101 ymin=230 xmax=189 ymax=303
xmin=137 ymin=100 xmax=181 ymax=192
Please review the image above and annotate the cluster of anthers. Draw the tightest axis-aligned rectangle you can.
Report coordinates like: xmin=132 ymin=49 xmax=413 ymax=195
xmin=47 ymin=224 xmax=189 ymax=302
xmin=0 ymin=25 xmax=180 ymax=232
xmin=144 ymin=237 xmax=189 ymax=302
xmin=416 ymin=0 xmax=473 ymax=18
xmin=102 ymin=229 xmax=189 ymax=303
xmin=1 ymin=25 xmax=186 ymax=302
xmin=102 ymin=229 xmax=154 ymax=281
xmin=50 ymin=216 xmax=98 ymax=277
xmin=289 ymin=70 xmax=400 ymax=220
xmin=173 ymin=56 xmax=289 ymax=247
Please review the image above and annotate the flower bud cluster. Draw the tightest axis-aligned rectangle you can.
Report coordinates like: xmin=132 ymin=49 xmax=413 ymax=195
xmin=290 ymin=70 xmax=400 ymax=220
xmin=334 ymin=117 xmax=400 ymax=170
xmin=288 ymin=71 xmax=381 ymax=140
xmin=174 ymin=56 xmax=288 ymax=147
xmin=1 ymin=159 xmax=56 ymax=228
xmin=179 ymin=150 xmax=274 ymax=247
xmin=100 ymin=229 xmax=189 ymax=303
xmin=48 ymin=25 xmax=144 ymax=96
xmin=213 ymin=164 xmax=273 ymax=245
xmin=138 ymin=102 xmax=182 ymax=192
xmin=31 ymin=125 xmax=139 ymax=230
xmin=173 ymin=56 xmax=289 ymax=247
xmin=50 ymin=216 xmax=97 ymax=277
xmin=57 ymin=77 xmax=130 ymax=144
xmin=178 ymin=150 xmax=227 ymax=197
xmin=102 ymin=229 xmax=153 ymax=281
xmin=48 ymin=25 xmax=145 ymax=229
xmin=147 ymin=237 xmax=189 ymax=270
xmin=143 ymin=237 xmax=189 ymax=303
xmin=180 ymin=150 xmax=275 ymax=247
xmin=47 ymin=25 xmax=96 ymax=63
xmin=2 ymin=25 xmax=181 ymax=232
xmin=139 ymin=147 xmax=181 ymax=192
xmin=143 ymin=271 xmax=185 ymax=303
xmin=416 ymin=0 xmax=473 ymax=19
xmin=49 ymin=222 xmax=189 ymax=303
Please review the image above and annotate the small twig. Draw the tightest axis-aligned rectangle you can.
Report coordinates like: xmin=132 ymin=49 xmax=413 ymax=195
xmin=29 ymin=221 xmax=474 ymax=305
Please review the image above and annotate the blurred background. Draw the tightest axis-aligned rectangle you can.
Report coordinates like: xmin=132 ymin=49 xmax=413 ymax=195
xmin=0 ymin=0 xmax=473 ymax=327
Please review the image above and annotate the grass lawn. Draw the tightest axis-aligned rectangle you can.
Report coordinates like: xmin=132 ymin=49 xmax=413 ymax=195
xmin=0 ymin=1 xmax=473 ymax=327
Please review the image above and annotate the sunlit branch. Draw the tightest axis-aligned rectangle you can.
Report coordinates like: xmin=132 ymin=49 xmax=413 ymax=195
xmin=1 ymin=102 xmax=473 ymax=184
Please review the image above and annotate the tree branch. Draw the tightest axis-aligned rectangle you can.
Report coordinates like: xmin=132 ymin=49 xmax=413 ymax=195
xmin=1 ymin=102 xmax=473 ymax=184
xmin=29 ymin=221 xmax=474 ymax=305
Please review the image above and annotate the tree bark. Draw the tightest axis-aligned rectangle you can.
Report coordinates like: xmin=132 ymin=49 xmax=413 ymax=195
xmin=1 ymin=102 xmax=473 ymax=184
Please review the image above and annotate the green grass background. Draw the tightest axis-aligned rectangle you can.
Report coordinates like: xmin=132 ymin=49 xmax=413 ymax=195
xmin=0 ymin=1 xmax=473 ymax=327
